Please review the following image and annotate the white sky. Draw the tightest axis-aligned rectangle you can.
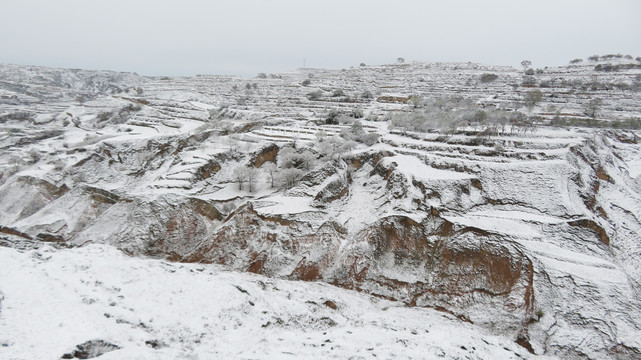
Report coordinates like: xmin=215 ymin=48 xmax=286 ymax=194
xmin=1 ymin=0 xmax=640 ymax=77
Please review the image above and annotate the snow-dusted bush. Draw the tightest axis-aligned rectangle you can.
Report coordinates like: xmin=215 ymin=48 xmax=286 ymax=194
xmin=316 ymin=136 xmax=346 ymax=158
xmin=534 ymin=309 xmax=545 ymax=321
xmin=480 ymin=73 xmax=498 ymax=83
xmin=351 ymin=109 xmax=364 ymax=119
xmin=388 ymin=96 xmax=517 ymax=135
xmin=27 ymin=149 xmax=40 ymax=164
xmin=409 ymin=96 xmax=422 ymax=108
xmin=97 ymin=111 xmax=112 ymax=122
xmin=336 ymin=114 xmax=354 ymax=125
xmin=306 ymin=90 xmax=323 ymax=101
xmin=524 ymin=90 xmax=543 ymax=108
xmin=355 ymin=132 xmax=380 ymax=146
xmin=326 ymin=109 xmax=342 ymax=125
xmin=314 ymin=130 xmax=328 ymax=143
xmin=361 ymin=90 xmax=373 ymax=99
xmin=278 ymin=146 xmax=315 ymax=170
xmin=522 ymin=76 xmax=537 ymax=86
xmin=237 ymin=96 xmax=250 ymax=106
xmin=208 ymin=104 xmax=231 ymax=121
xmin=336 ymin=120 xmax=379 ymax=147
xmin=351 ymin=120 xmax=363 ymax=133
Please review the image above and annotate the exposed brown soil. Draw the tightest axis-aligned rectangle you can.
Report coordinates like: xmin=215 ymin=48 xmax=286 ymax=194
xmin=568 ymin=219 xmax=610 ymax=245
xmin=252 ymin=144 xmax=279 ymax=168
xmin=193 ymin=160 xmax=221 ymax=181
xmin=596 ymin=166 xmax=613 ymax=183
xmin=0 ymin=226 xmax=33 ymax=240
xmin=291 ymin=258 xmax=322 ymax=281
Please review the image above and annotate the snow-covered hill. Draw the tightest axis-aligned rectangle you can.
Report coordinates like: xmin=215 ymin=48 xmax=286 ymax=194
xmin=1 ymin=58 xmax=640 ymax=359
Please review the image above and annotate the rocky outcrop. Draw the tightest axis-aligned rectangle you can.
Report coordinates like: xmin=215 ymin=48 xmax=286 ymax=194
xmin=344 ymin=150 xmax=394 ymax=170
xmin=0 ymin=179 xmax=223 ymax=261
xmin=312 ymin=177 xmax=349 ymax=206
xmin=0 ymin=176 xmax=69 ymax=224
xmin=252 ymin=143 xmax=279 ymax=168
xmin=182 ymin=203 xmax=342 ymax=276
xmin=2 ymin=186 xmax=123 ymax=242
xmin=193 ymin=159 xmax=221 ymax=181
xmin=71 ymin=195 xmax=222 ymax=260
xmin=61 ymin=340 xmax=120 ymax=359
xmin=297 ymin=160 xmax=343 ymax=188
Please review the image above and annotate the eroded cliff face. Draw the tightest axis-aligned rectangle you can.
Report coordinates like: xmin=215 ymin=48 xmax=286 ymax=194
xmin=2 ymin=132 xmax=640 ymax=359
xmin=166 ymin=199 xmax=536 ymax=342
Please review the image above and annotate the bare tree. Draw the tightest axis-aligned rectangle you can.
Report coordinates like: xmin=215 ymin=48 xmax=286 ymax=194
xmin=281 ymin=168 xmax=304 ymax=189
xmin=228 ymin=136 xmax=237 ymax=154
xmin=584 ymin=98 xmax=603 ymax=118
xmin=8 ymin=154 xmax=22 ymax=171
xmin=263 ymin=162 xmax=277 ymax=188
xmin=247 ymin=168 xmax=259 ymax=193
xmin=233 ymin=166 xmax=247 ymax=190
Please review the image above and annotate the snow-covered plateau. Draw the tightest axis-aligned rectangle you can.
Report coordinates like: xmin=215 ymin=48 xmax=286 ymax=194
xmin=1 ymin=57 xmax=640 ymax=359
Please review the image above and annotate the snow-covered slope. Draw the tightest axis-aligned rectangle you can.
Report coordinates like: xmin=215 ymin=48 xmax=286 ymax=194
xmin=0 ymin=240 xmax=541 ymax=360
xmin=1 ymin=59 xmax=641 ymax=359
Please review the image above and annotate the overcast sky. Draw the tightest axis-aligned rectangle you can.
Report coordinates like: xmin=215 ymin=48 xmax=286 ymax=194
xmin=1 ymin=0 xmax=640 ymax=77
